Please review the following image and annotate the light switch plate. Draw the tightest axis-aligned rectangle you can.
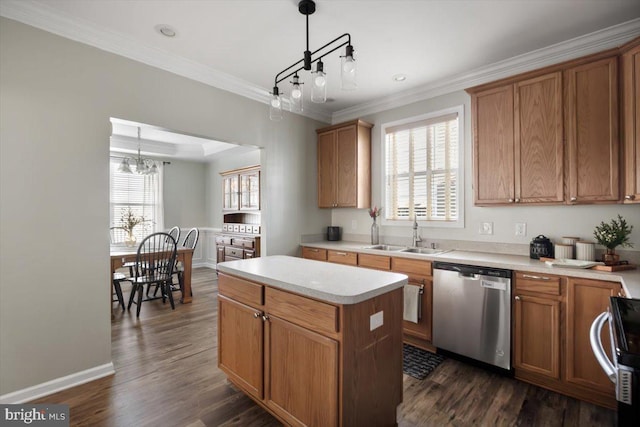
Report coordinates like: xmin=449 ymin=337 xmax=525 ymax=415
xmin=479 ymin=222 xmax=493 ymax=235
xmin=515 ymin=222 xmax=527 ymax=236
xmin=370 ymin=311 xmax=384 ymax=331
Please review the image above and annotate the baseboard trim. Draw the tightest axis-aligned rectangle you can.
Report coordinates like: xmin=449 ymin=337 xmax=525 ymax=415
xmin=0 ymin=362 xmax=115 ymax=404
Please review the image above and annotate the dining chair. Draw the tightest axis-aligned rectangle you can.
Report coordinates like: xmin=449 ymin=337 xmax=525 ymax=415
xmin=110 ymin=226 xmax=131 ymax=311
xmin=168 ymin=226 xmax=180 ymax=245
xmin=176 ymin=228 xmax=199 ymax=294
xmin=127 ymin=232 xmax=178 ymax=317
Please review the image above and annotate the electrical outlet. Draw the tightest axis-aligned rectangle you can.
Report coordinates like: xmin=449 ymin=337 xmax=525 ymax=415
xmin=351 ymin=219 xmax=357 ymax=230
xmin=515 ymin=222 xmax=527 ymax=237
xmin=479 ymin=222 xmax=493 ymax=235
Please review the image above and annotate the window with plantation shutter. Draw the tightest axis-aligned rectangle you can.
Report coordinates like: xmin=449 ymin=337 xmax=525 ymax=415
xmin=383 ymin=107 xmax=463 ymax=226
xmin=109 ymin=157 xmax=164 ymax=241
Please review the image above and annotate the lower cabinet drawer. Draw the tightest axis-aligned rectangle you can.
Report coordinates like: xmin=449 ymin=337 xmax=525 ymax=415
xmin=219 ymin=273 xmax=264 ymax=306
xmin=515 ymin=272 xmax=561 ymax=295
xmin=302 ymin=247 xmax=328 ymax=261
xmin=358 ymin=253 xmax=391 ymax=270
xmin=327 ymin=250 xmax=357 ymax=266
xmin=266 ymin=287 xmax=338 ymax=336
xmin=225 ymin=246 xmax=244 ymax=258
xmin=391 ymin=257 xmax=432 ymax=277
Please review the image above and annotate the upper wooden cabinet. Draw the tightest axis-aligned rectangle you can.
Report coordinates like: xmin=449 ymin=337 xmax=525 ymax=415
xmin=471 ymin=73 xmax=564 ymax=205
xmin=621 ymin=37 xmax=640 ymax=203
xmin=317 ymin=120 xmax=372 ymax=208
xmin=221 ymin=165 xmax=260 ymax=211
xmin=564 ymin=56 xmax=619 ymax=203
xmin=468 ymin=48 xmax=625 ymax=206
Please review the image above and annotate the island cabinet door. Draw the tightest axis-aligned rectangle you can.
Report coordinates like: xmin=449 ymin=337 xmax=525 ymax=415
xmin=264 ymin=315 xmax=339 ymax=427
xmin=218 ymin=295 xmax=264 ymax=400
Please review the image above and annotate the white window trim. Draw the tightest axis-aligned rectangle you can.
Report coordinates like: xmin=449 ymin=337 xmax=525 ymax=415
xmin=379 ymin=105 xmax=465 ymax=229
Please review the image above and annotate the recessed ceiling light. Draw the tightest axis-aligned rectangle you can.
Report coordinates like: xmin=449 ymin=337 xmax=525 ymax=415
xmin=392 ymin=74 xmax=407 ymax=82
xmin=155 ymin=24 xmax=176 ymax=38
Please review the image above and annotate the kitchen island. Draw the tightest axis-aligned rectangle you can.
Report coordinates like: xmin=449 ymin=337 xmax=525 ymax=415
xmin=216 ymin=255 xmax=408 ymax=427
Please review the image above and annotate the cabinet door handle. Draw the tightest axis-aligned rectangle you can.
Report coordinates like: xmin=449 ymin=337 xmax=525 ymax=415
xmin=309 ymin=248 xmax=319 ymax=252
xmin=262 ymin=314 xmax=270 ymax=322
xmin=253 ymin=312 xmax=261 ymax=318
xmin=335 ymin=252 xmax=347 ymax=256
xmin=570 ymin=196 xmax=577 ymax=202
xmin=508 ymin=198 xmax=514 ymax=203
xmin=515 ymin=296 xmax=521 ymax=301
xmin=522 ymin=274 xmax=550 ymax=281
xmin=515 ymin=198 xmax=520 ymax=203
xmin=625 ymin=195 xmax=636 ymax=200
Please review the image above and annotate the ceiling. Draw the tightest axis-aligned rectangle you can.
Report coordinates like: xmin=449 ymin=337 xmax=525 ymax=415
xmin=2 ymin=0 xmax=640 ymax=126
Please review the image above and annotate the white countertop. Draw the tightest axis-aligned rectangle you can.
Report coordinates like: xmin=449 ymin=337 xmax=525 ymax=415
xmin=301 ymin=241 xmax=640 ymax=298
xmin=216 ymin=255 xmax=408 ymax=305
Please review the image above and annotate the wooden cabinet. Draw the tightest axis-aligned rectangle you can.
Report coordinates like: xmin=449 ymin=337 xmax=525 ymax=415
xmin=221 ymin=165 xmax=260 ymax=211
xmin=513 ymin=273 xmax=561 ymax=380
xmin=468 ymin=48 xmax=624 ymax=206
xmin=216 ymin=235 xmax=260 ymax=265
xmin=218 ymin=272 xmax=403 ymax=427
xmin=470 ymin=72 xmax=564 ymax=205
xmin=513 ymin=271 xmax=621 ymax=409
xmin=564 ymin=56 xmax=619 ymax=203
xmin=302 ymin=246 xmax=328 ymax=261
xmin=622 ymin=37 xmax=640 ymax=203
xmin=565 ymin=277 xmax=621 ymax=399
xmin=327 ymin=249 xmax=357 ymax=266
xmin=317 ymin=120 xmax=372 ymax=208
xmin=392 ymin=257 xmax=433 ymax=347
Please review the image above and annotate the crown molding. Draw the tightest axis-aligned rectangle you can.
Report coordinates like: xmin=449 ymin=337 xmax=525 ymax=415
xmin=2 ymin=1 xmax=636 ymax=126
xmin=331 ymin=18 xmax=640 ymax=124
xmin=0 ymin=0 xmax=332 ymax=123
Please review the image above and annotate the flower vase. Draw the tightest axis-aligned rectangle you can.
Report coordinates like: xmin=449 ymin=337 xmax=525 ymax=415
xmin=125 ymin=232 xmax=137 ymax=247
xmin=371 ymin=218 xmax=379 ymax=245
xmin=603 ymin=248 xmax=620 ymax=266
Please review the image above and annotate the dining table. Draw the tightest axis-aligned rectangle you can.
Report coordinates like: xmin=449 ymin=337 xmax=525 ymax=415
xmin=110 ymin=245 xmax=195 ymax=307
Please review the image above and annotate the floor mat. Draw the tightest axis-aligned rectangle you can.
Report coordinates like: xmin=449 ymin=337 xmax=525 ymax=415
xmin=403 ymin=343 xmax=445 ymax=380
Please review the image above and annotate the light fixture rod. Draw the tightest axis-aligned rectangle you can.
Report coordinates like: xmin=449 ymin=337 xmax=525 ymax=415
xmin=274 ymin=33 xmax=351 ymax=86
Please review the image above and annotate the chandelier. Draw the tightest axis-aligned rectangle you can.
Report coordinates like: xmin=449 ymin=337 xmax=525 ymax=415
xmin=117 ymin=127 xmax=158 ymax=175
xmin=269 ymin=0 xmax=357 ymax=121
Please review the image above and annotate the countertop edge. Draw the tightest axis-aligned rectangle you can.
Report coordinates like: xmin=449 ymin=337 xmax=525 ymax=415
xmin=300 ymin=241 xmax=640 ymax=298
xmin=217 ymin=257 xmax=408 ymax=305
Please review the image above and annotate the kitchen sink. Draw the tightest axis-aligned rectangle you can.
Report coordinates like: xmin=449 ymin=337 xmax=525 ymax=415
xmin=364 ymin=244 xmax=407 ymax=251
xmin=400 ymin=247 xmax=450 ymax=255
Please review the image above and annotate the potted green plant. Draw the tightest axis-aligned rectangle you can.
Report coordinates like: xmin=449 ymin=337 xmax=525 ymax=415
xmin=593 ymin=214 xmax=634 ymax=265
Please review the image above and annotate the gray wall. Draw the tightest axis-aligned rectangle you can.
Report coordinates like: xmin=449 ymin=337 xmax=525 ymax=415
xmin=333 ymin=91 xmax=640 ymax=251
xmin=0 ymin=17 xmax=330 ymax=396
xmin=163 ymin=159 xmax=208 ymax=228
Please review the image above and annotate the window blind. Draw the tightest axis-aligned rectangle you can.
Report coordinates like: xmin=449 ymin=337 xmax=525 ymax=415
xmin=384 ymin=113 xmax=459 ymax=222
xmin=109 ymin=157 xmax=162 ymax=241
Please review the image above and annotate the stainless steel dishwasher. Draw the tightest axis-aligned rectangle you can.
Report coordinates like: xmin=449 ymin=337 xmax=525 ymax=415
xmin=432 ymin=262 xmax=512 ymax=370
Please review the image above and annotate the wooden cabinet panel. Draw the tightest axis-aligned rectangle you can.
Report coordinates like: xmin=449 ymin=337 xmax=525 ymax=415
xmin=566 ymin=278 xmax=621 ymax=393
xmin=565 ymin=56 xmax=619 ymax=203
xmin=317 ymin=131 xmax=336 ymax=208
xmin=327 ymin=250 xmax=357 ymax=265
xmin=515 ymin=72 xmax=564 ymax=203
xmin=219 ymin=273 xmax=263 ymax=307
xmin=317 ymin=120 xmax=372 ymax=208
xmin=265 ymin=315 xmax=339 ymax=427
xmin=622 ymin=39 xmax=640 ymax=203
xmin=240 ymin=170 xmax=260 ymax=210
xmin=265 ymin=287 xmax=338 ymax=336
xmin=515 ymin=272 xmax=561 ymax=296
xmin=514 ymin=294 xmax=560 ymax=379
xmin=391 ymin=257 xmax=432 ymax=277
xmin=302 ymin=247 xmax=328 ymax=261
xmin=218 ymin=296 xmax=264 ymax=400
xmin=358 ymin=253 xmax=391 ymax=270
xmin=222 ymin=174 xmax=239 ymax=211
xmin=472 ymin=85 xmax=515 ymax=204
xmin=221 ymin=166 xmax=261 ymax=211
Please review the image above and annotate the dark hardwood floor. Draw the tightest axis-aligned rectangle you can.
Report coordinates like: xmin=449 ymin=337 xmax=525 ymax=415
xmin=34 ymin=267 xmax=615 ymax=426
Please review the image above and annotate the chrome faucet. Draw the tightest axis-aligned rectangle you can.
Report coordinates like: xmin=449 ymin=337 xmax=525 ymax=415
xmin=412 ymin=218 xmax=422 ymax=247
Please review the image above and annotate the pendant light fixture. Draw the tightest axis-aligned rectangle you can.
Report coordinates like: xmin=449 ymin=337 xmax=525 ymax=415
xmin=270 ymin=0 xmax=357 ymax=120
xmin=117 ymin=127 xmax=158 ymax=175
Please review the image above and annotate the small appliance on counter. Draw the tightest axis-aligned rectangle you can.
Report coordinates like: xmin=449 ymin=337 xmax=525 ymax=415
xmin=327 ymin=226 xmax=342 ymax=241
xmin=530 ymin=235 xmax=554 ymax=259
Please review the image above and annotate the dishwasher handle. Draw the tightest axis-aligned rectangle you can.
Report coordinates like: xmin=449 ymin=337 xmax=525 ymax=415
xmin=458 ymin=272 xmax=480 ymax=280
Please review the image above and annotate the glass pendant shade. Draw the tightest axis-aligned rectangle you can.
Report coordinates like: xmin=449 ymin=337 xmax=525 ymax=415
xmin=269 ymin=92 xmax=283 ymax=121
xmin=290 ymin=75 xmax=303 ymax=113
xmin=311 ymin=61 xmax=327 ymax=103
xmin=118 ymin=158 xmax=132 ymax=173
xmin=341 ymin=52 xmax=357 ymax=90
